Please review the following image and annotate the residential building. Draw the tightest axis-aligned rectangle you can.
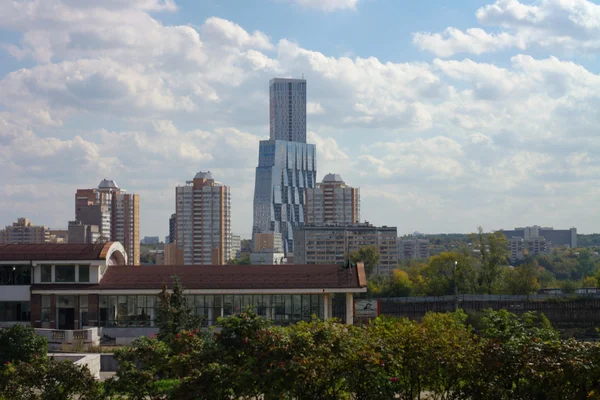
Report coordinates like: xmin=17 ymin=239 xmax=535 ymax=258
xmin=164 ymin=242 xmax=180 ymax=265
xmin=0 ymin=218 xmax=50 ymax=244
xmin=141 ymin=236 xmax=160 ymax=245
xmin=67 ymin=221 xmax=99 ymax=244
xmin=74 ymin=180 xmax=140 ymax=265
xmin=250 ymin=252 xmax=286 ymax=265
xmin=498 ymin=226 xmax=577 ymax=248
xmin=293 ymin=223 xmax=399 ymax=276
xmin=252 ymin=78 xmax=316 ymax=254
xmin=509 ymin=237 xmax=524 ymax=263
xmin=230 ymin=234 xmax=241 ymax=260
xmin=508 ymin=236 xmax=552 ymax=261
xmin=0 ymin=243 xmax=365 ymax=345
xmin=176 ymin=171 xmax=231 ymax=265
xmin=305 ymin=174 xmax=360 ymax=225
xmin=48 ymin=230 xmax=68 ymax=244
xmin=168 ymin=213 xmax=176 ymax=244
xmin=253 ymin=232 xmax=284 ymax=253
xmin=399 ymin=239 xmax=430 ymax=261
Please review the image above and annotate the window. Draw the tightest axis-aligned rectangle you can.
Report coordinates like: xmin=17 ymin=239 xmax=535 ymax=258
xmin=99 ymin=295 xmax=157 ymax=327
xmin=41 ymin=265 xmax=51 ymax=282
xmin=0 ymin=302 xmax=30 ymax=322
xmin=78 ymin=265 xmax=90 ymax=283
xmin=79 ymin=296 xmax=88 ymax=328
xmin=41 ymin=296 xmax=51 ymax=326
xmin=55 ymin=265 xmax=75 ymax=282
xmin=0 ymin=266 xmax=31 ymax=285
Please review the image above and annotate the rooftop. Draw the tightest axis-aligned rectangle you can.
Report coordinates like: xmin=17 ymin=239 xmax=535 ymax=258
xmin=98 ymin=179 xmax=119 ymax=190
xmin=322 ymin=173 xmax=344 ymax=183
xmin=194 ymin=171 xmax=213 ymax=180
xmin=0 ymin=243 xmax=117 ymax=261
xmin=31 ymin=263 xmax=367 ymax=291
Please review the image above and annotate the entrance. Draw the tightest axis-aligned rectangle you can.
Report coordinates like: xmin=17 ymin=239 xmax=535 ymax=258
xmin=58 ymin=308 xmax=75 ymax=330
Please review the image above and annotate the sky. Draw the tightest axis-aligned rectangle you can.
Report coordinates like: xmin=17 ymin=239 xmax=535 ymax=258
xmin=0 ymin=0 xmax=599 ymax=239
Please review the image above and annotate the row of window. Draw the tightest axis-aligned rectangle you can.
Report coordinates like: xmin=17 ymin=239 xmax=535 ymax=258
xmin=0 ymin=266 xmax=31 ymax=285
xmin=0 ymin=302 xmax=30 ymax=322
xmin=40 ymin=265 xmax=90 ymax=283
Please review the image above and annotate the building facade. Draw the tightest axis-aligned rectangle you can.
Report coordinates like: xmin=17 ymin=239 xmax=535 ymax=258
xmin=67 ymin=221 xmax=99 ymax=244
xmin=253 ymin=78 xmax=317 ymax=255
xmin=509 ymin=236 xmax=552 ymax=262
xmin=498 ymin=226 xmax=577 ymax=248
xmin=305 ymin=174 xmax=360 ymax=225
xmin=294 ymin=223 xmax=399 ymax=276
xmin=253 ymin=232 xmax=284 ymax=253
xmin=168 ymin=213 xmax=176 ymax=244
xmin=0 ymin=218 xmax=50 ymax=244
xmin=176 ymin=172 xmax=231 ymax=265
xmin=399 ymin=239 xmax=430 ymax=261
xmin=230 ymin=234 xmax=241 ymax=260
xmin=112 ymin=193 xmax=140 ymax=266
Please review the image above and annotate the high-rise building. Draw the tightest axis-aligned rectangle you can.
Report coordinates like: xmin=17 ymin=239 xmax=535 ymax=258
xmin=0 ymin=218 xmax=50 ymax=244
xmin=168 ymin=213 xmax=176 ymax=244
xmin=230 ymin=234 xmax=241 ymax=260
xmin=498 ymin=226 xmax=577 ymax=248
xmin=253 ymin=232 xmax=284 ymax=253
xmin=252 ymin=78 xmax=316 ymax=255
xmin=399 ymin=239 xmax=430 ymax=261
xmin=293 ymin=223 xmax=399 ymax=276
xmin=270 ymin=78 xmax=307 ymax=143
xmin=305 ymin=174 xmax=360 ymax=225
xmin=67 ymin=220 xmax=99 ymax=244
xmin=74 ymin=180 xmax=140 ymax=265
xmin=176 ymin=171 xmax=231 ymax=265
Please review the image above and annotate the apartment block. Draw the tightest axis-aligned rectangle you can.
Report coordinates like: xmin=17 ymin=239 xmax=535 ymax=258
xmin=168 ymin=213 xmax=176 ymax=244
xmin=176 ymin=172 xmax=231 ymax=265
xmin=230 ymin=234 xmax=241 ymax=260
xmin=293 ymin=223 xmax=399 ymax=276
xmin=74 ymin=180 xmax=140 ymax=265
xmin=305 ymin=174 xmax=360 ymax=225
xmin=0 ymin=218 xmax=50 ymax=244
xmin=399 ymin=239 xmax=430 ymax=261
xmin=67 ymin=221 xmax=100 ymax=244
xmin=509 ymin=236 xmax=552 ymax=262
xmin=253 ymin=232 xmax=284 ymax=253
xmin=498 ymin=225 xmax=576 ymax=248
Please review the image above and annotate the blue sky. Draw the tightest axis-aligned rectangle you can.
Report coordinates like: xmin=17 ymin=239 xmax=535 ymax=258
xmin=0 ymin=0 xmax=599 ymax=238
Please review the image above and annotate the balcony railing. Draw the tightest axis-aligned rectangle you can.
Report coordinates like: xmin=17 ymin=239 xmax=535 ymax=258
xmin=35 ymin=328 xmax=100 ymax=346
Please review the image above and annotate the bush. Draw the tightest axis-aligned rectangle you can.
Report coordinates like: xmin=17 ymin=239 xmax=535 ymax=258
xmin=0 ymin=324 xmax=47 ymax=364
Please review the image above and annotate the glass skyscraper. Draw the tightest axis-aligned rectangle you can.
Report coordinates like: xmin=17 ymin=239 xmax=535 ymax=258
xmin=252 ymin=78 xmax=317 ymax=255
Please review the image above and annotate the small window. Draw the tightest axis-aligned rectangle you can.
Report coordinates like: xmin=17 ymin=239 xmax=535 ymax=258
xmin=41 ymin=265 xmax=51 ymax=282
xmin=78 ymin=265 xmax=90 ymax=283
xmin=55 ymin=265 xmax=75 ymax=283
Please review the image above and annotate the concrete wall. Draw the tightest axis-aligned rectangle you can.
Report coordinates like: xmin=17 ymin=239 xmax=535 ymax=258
xmin=103 ymin=327 xmax=158 ymax=345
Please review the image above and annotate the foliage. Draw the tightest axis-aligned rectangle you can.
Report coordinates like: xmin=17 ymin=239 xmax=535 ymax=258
xmin=0 ymin=324 xmax=47 ymax=365
xmin=0 ymin=357 xmax=104 ymax=400
xmin=155 ymin=276 xmax=203 ymax=342
xmin=228 ymin=253 xmax=251 ymax=265
xmin=473 ymin=227 xmax=509 ymax=294
xmin=350 ymin=245 xmax=380 ymax=276
xmin=503 ymin=260 xmax=541 ymax=295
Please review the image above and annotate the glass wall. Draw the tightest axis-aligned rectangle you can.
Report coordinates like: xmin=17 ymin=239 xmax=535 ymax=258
xmin=0 ymin=302 xmax=31 ymax=321
xmin=98 ymin=294 xmax=324 ymax=327
xmin=0 ymin=265 xmax=31 ymax=285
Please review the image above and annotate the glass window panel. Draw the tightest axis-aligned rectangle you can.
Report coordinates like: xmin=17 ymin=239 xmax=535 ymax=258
xmin=55 ymin=265 xmax=75 ymax=282
xmin=206 ymin=295 xmax=214 ymax=308
xmin=41 ymin=310 xmax=51 ymax=323
xmin=79 ymin=295 xmax=88 ymax=308
xmin=146 ymin=296 xmax=155 ymax=308
xmin=78 ymin=265 xmax=90 ymax=282
xmin=57 ymin=295 xmax=74 ymax=308
xmin=234 ymin=295 xmax=241 ymax=314
xmin=195 ymin=295 xmax=205 ymax=307
xmin=41 ymin=265 xmax=51 ymax=282
xmin=100 ymin=296 xmax=108 ymax=308
xmin=41 ymin=295 xmax=51 ymax=308
xmin=137 ymin=296 xmax=145 ymax=309
xmin=292 ymin=295 xmax=301 ymax=321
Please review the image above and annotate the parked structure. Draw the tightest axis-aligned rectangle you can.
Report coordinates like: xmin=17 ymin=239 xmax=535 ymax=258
xmin=305 ymin=173 xmax=360 ymax=225
xmin=293 ymin=223 xmax=399 ymax=275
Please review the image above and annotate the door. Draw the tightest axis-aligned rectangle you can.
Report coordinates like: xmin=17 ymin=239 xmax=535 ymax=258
xmin=58 ymin=308 xmax=75 ymax=330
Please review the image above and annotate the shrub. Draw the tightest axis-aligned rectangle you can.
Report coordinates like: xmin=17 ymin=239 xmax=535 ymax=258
xmin=0 ymin=324 xmax=47 ymax=364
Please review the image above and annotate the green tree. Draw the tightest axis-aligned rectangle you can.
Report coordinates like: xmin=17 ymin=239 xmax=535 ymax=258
xmin=473 ymin=227 xmax=509 ymax=294
xmin=504 ymin=260 xmax=541 ymax=295
xmin=350 ymin=245 xmax=380 ymax=276
xmin=576 ymin=249 xmax=595 ymax=279
xmin=155 ymin=276 xmax=203 ymax=342
xmin=228 ymin=253 xmax=251 ymax=265
xmin=0 ymin=324 xmax=47 ymax=364
xmin=423 ymin=251 xmax=476 ymax=296
xmin=389 ymin=270 xmax=413 ymax=297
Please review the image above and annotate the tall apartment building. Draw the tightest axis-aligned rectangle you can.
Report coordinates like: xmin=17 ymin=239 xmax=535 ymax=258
xmin=293 ymin=223 xmax=399 ymax=276
xmin=399 ymin=239 xmax=430 ymax=261
xmin=253 ymin=232 xmax=284 ymax=253
xmin=305 ymin=174 xmax=360 ymax=225
xmin=230 ymin=234 xmax=242 ymax=260
xmin=73 ymin=180 xmax=140 ymax=265
xmin=67 ymin=220 xmax=99 ymax=244
xmin=168 ymin=213 xmax=176 ymax=244
xmin=176 ymin=171 xmax=231 ymax=265
xmin=252 ymin=78 xmax=317 ymax=255
xmin=509 ymin=236 xmax=552 ymax=262
xmin=498 ymin=225 xmax=576 ymax=248
xmin=0 ymin=218 xmax=50 ymax=244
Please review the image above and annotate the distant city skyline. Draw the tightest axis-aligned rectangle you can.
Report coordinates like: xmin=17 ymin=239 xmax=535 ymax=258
xmin=1 ymin=0 xmax=599 ymax=237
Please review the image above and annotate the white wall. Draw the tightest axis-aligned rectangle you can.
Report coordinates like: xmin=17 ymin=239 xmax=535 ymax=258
xmin=0 ymin=286 xmax=30 ymax=301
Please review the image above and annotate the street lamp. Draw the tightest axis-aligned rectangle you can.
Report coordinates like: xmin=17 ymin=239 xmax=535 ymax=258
xmin=453 ymin=261 xmax=459 ymax=311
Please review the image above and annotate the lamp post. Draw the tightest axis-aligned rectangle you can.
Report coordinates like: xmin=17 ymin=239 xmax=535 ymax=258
xmin=453 ymin=261 xmax=459 ymax=311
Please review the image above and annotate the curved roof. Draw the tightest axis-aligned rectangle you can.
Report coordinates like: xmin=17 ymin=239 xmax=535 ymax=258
xmin=323 ymin=173 xmax=344 ymax=183
xmin=98 ymin=179 xmax=119 ymax=189
xmin=0 ymin=242 xmax=120 ymax=261
xmin=194 ymin=171 xmax=213 ymax=180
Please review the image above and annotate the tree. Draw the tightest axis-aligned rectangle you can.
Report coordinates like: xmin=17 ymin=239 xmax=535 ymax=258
xmin=473 ymin=227 xmax=509 ymax=294
xmin=228 ymin=253 xmax=251 ymax=265
xmin=155 ymin=276 xmax=203 ymax=342
xmin=389 ymin=270 xmax=413 ymax=297
xmin=423 ymin=251 xmax=476 ymax=296
xmin=504 ymin=260 xmax=541 ymax=295
xmin=0 ymin=324 xmax=47 ymax=364
xmin=350 ymin=245 xmax=380 ymax=276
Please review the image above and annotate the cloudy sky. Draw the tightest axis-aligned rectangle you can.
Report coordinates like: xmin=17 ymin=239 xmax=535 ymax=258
xmin=1 ymin=0 xmax=599 ymax=238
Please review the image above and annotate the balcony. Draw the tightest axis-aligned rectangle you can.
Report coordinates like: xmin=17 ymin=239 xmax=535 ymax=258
xmin=35 ymin=327 xmax=101 ymax=347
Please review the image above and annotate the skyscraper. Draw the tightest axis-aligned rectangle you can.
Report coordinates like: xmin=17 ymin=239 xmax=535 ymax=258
xmin=176 ymin=171 xmax=231 ymax=265
xmin=73 ymin=180 xmax=140 ymax=265
xmin=252 ymin=78 xmax=316 ymax=255
xmin=305 ymin=173 xmax=360 ymax=225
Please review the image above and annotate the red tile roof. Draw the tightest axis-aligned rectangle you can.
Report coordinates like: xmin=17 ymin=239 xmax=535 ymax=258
xmin=0 ymin=243 xmax=115 ymax=261
xmin=31 ymin=263 xmax=367 ymax=291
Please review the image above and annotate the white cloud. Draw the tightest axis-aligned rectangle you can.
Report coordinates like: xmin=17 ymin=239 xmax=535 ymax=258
xmin=307 ymin=102 xmax=325 ymax=114
xmin=288 ymin=0 xmax=360 ymax=12
xmin=413 ymin=0 xmax=600 ymax=56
